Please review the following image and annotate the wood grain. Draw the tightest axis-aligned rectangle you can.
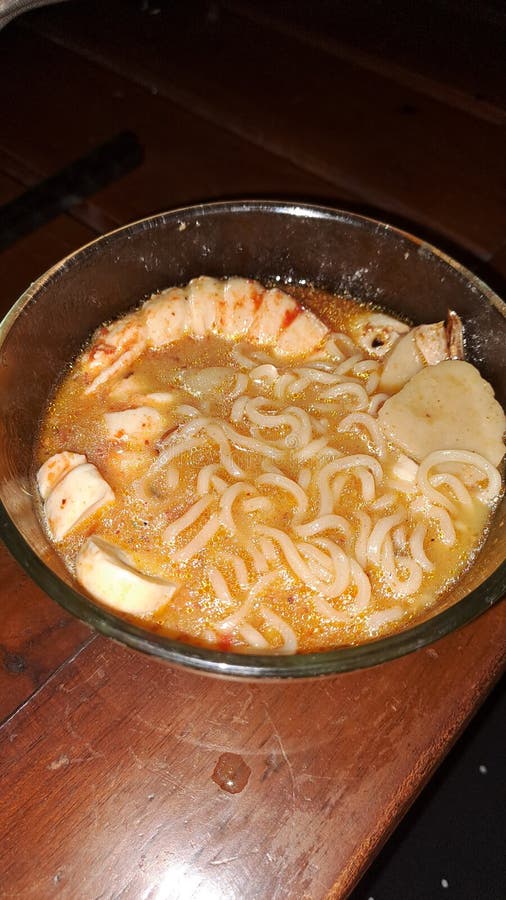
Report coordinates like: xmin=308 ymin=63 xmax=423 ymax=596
xmin=0 ymin=172 xmax=96 ymax=722
xmin=0 ymin=544 xmax=93 ymax=725
xmin=23 ymin=0 xmax=506 ymax=256
xmin=0 ymin=603 xmax=504 ymax=899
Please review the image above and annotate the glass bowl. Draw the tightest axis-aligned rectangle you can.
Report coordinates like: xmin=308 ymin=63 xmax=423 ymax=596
xmin=0 ymin=201 xmax=504 ymax=679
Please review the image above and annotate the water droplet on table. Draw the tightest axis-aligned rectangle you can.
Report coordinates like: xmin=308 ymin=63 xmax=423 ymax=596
xmin=212 ymin=752 xmax=251 ymax=794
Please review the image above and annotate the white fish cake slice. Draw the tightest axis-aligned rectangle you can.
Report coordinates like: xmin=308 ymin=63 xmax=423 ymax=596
xmin=247 ymin=287 xmax=299 ymax=345
xmin=276 ymin=308 xmax=329 ymax=356
xmin=44 ymin=463 xmax=114 ymax=541
xmin=143 ymin=287 xmax=189 ymax=348
xmin=37 ymin=451 xmax=87 ymax=500
xmin=378 ymin=359 xmax=506 ymax=466
xmin=216 ymin=277 xmax=264 ymax=338
xmin=187 ymin=276 xmax=222 ymax=337
xmin=380 ymin=319 xmax=465 ymax=393
xmin=380 ymin=332 xmax=423 ymax=393
xmin=104 ymin=406 xmax=164 ymax=443
xmin=76 ymin=536 xmax=178 ymax=615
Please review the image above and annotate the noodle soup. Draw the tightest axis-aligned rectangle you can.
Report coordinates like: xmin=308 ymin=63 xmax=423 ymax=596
xmin=35 ymin=278 xmax=505 ymax=654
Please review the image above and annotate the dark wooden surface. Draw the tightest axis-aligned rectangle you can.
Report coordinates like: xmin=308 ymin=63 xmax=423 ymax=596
xmin=0 ymin=2 xmax=504 ymax=897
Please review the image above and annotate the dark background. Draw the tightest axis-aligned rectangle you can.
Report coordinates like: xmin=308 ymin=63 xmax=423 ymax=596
xmin=0 ymin=1 xmax=504 ymax=897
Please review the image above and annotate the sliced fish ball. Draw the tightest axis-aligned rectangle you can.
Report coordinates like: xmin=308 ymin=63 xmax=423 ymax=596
xmin=380 ymin=313 xmax=464 ymax=393
xmin=247 ymin=287 xmax=300 ymax=345
xmin=143 ymin=287 xmax=188 ymax=348
xmin=378 ymin=360 xmax=506 ymax=465
xmin=45 ymin=463 xmax=114 ymax=541
xmin=37 ymin=451 xmax=87 ymax=500
xmin=76 ymin=536 xmax=178 ymax=615
xmin=104 ymin=406 xmax=164 ymax=443
xmin=188 ymin=276 xmax=221 ymax=337
xmin=380 ymin=332 xmax=423 ymax=393
xmin=276 ymin=309 xmax=329 ymax=355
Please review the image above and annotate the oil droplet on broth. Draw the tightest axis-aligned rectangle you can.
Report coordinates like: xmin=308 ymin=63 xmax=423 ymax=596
xmin=212 ymin=752 xmax=251 ymax=794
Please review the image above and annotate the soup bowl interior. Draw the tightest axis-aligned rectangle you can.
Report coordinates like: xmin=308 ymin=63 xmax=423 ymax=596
xmin=0 ymin=201 xmax=504 ymax=679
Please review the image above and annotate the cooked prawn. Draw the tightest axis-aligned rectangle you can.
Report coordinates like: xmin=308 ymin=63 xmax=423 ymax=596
xmin=81 ymin=277 xmax=330 ymax=393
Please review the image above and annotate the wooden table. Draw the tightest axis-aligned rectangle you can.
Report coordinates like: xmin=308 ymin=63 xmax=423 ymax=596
xmin=0 ymin=2 xmax=505 ymax=897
